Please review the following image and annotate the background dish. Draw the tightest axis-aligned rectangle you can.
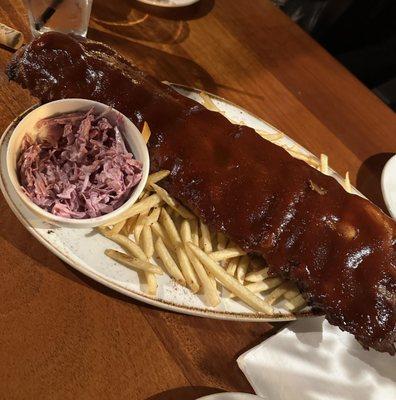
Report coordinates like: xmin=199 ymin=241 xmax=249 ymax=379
xmin=136 ymin=0 xmax=200 ymax=8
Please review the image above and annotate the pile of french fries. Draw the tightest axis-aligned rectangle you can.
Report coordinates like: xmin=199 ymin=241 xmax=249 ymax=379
xmin=95 ymin=92 xmax=353 ymax=316
xmin=96 ymin=169 xmax=306 ymax=314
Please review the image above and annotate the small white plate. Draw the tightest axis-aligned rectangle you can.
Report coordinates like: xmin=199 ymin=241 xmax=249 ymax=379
xmin=198 ymin=393 xmax=263 ymax=400
xmin=136 ymin=0 xmax=200 ymax=8
xmin=381 ymin=154 xmax=396 ymax=219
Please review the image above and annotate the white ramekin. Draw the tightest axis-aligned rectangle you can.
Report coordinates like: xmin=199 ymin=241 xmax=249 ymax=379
xmin=6 ymin=98 xmax=149 ymax=228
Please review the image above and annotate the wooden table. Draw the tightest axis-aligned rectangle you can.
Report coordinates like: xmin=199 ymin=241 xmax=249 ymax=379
xmin=0 ymin=0 xmax=395 ymax=398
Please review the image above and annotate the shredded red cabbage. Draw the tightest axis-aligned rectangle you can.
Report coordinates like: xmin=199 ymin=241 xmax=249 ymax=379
xmin=18 ymin=109 xmax=142 ymax=219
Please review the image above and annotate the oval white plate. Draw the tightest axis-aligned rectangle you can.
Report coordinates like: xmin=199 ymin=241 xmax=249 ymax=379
xmin=0 ymin=85 xmax=361 ymax=321
xmin=381 ymin=154 xmax=396 ymax=219
xmin=198 ymin=393 xmax=263 ymax=400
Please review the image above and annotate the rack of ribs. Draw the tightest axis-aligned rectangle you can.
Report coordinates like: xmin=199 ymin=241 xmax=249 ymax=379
xmin=7 ymin=32 xmax=396 ymax=354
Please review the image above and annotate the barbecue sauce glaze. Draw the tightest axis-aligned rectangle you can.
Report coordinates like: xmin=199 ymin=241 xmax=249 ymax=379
xmin=7 ymin=32 xmax=396 ymax=354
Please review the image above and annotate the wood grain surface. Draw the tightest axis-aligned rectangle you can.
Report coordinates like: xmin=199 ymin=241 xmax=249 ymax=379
xmin=0 ymin=1 xmax=395 ymax=399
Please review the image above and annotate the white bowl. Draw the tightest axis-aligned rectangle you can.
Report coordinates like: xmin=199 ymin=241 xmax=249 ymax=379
xmin=6 ymin=99 xmax=149 ymax=229
xmin=381 ymin=153 xmax=396 ymax=219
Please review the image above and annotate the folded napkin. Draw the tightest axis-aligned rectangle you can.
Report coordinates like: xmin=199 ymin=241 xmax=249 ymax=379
xmin=237 ymin=317 xmax=396 ymax=400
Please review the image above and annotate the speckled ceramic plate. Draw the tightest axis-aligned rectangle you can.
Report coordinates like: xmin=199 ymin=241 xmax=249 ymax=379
xmin=0 ymin=85 xmax=360 ymax=321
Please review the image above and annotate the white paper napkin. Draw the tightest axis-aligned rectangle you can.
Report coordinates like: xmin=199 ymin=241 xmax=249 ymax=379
xmin=237 ymin=317 xmax=396 ymax=400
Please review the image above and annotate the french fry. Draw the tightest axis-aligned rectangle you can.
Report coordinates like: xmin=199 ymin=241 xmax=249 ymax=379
xmin=106 ymin=220 xmax=126 ymax=237
xmin=141 ymin=121 xmax=151 ymax=144
xmin=103 ymin=194 xmax=162 ymax=226
xmin=245 ymin=268 xmax=269 ymax=283
xmin=125 ymin=215 xmax=139 ymax=235
xmin=180 ymin=227 xmax=213 ymax=292
xmin=180 ymin=219 xmax=192 ymax=243
xmin=155 ymin=237 xmax=185 ymax=286
xmin=140 ymin=224 xmax=157 ymax=296
xmin=256 ymin=120 xmax=329 ymax=174
xmin=210 ymin=247 xmax=245 ymax=261
xmin=190 ymin=219 xmax=199 ymax=246
xmin=141 ymin=224 xmax=154 ymax=258
xmin=236 ymin=255 xmax=249 ymax=284
xmin=146 ymin=170 xmax=170 ymax=188
xmin=344 ymin=171 xmax=352 ymax=193
xmin=99 ymin=227 xmax=158 ymax=295
xmin=200 ymin=91 xmax=221 ymax=112
xmin=284 ymin=294 xmax=306 ymax=311
xmin=120 ymin=224 xmax=129 ymax=237
xmin=216 ymin=232 xmax=228 ymax=250
xmin=226 ymin=257 xmax=239 ymax=276
xmin=151 ymin=183 xmax=195 ymax=219
xmin=308 ymin=158 xmax=320 ymax=169
xmin=226 ymin=277 xmax=283 ymax=298
xmin=151 ymin=222 xmax=174 ymax=250
xmin=160 ymin=208 xmax=182 ymax=249
xmin=185 ymin=246 xmax=220 ymax=307
xmin=171 ymin=211 xmax=183 ymax=231
xmin=145 ymin=273 xmax=158 ymax=296
xmin=208 ymin=274 xmax=217 ymax=291
xmin=248 ymin=277 xmax=282 ymax=291
xmin=145 ymin=207 xmax=161 ymax=226
xmin=187 ymin=243 xmax=273 ymax=313
xmin=176 ymin=247 xmax=199 ymax=293
xmin=134 ymin=211 xmax=149 ymax=242
xmin=288 ymin=149 xmax=320 ymax=168
xmin=138 ymin=189 xmax=150 ymax=201
xmin=256 ymin=130 xmax=284 ymax=142
xmin=97 ymin=228 xmax=147 ymax=260
xmin=265 ymin=282 xmax=293 ymax=305
xmin=173 ymin=213 xmax=189 ymax=231
xmin=284 ymin=286 xmax=301 ymax=300
xmin=320 ymin=153 xmax=328 ymax=174
xmin=199 ymin=221 xmax=213 ymax=252
xmin=172 ymin=210 xmax=185 ymax=233
xmin=166 ymin=205 xmax=176 ymax=219
xmin=105 ymin=249 xmax=163 ymax=274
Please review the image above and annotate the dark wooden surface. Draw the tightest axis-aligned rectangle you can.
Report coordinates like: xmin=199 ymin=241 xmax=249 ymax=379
xmin=0 ymin=1 xmax=395 ymax=399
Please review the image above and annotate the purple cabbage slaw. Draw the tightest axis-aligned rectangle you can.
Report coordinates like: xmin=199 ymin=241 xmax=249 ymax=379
xmin=17 ymin=109 xmax=143 ymax=219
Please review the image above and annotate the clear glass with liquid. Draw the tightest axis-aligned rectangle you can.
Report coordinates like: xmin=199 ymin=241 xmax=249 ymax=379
xmin=26 ymin=0 xmax=93 ymax=37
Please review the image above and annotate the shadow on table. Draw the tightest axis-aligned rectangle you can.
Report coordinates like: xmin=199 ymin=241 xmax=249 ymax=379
xmin=234 ymin=322 xmax=288 ymax=358
xmin=88 ymin=26 xmax=217 ymax=93
xmin=0 ymin=199 xmax=84 ymax=285
xmin=146 ymin=386 xmax=222 ymax=400
xmin=90 ymin=0 xmax=214 ymax=45
xmin=0 ymin=197 xmax=149 ymax=301
xmin=90 ymin=0 xmax=271 ymax=109
xmin=356 ymin=152 xmax=394 ymax=214
xmin=130 ymin=0 xmax=215 ymax=21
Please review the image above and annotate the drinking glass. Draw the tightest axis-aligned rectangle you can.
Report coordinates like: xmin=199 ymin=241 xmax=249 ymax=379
xmin=25 ymin=0 xmax=93 ymax=37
